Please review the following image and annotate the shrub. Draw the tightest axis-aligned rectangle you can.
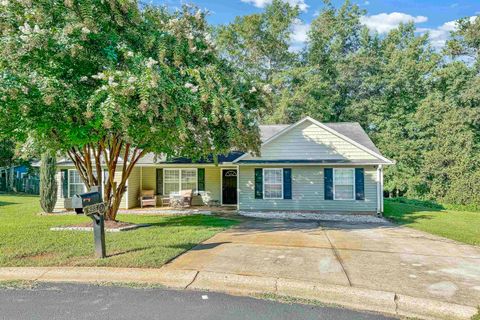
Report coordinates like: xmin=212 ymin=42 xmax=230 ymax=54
xmin=39 ymin=152 xmax=57 ymax=213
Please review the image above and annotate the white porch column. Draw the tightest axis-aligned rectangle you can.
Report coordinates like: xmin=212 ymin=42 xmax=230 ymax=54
xmin=236 ymin=165 xmax=240 ymax=211
xmin=380 ymin=165 xmax=384 ymax=213
xmin=376 ymin=165 xmax=384 ymax=215
xmin=376 ymin=165 xmax=381 ymax=215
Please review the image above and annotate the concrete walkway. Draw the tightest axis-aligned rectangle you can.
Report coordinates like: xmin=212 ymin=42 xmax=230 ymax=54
xmin=1 ymin=219 xmax=479 ymax=320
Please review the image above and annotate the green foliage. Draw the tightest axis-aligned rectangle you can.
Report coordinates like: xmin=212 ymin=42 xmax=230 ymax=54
xmin=39 ymin=151 xmax=57 ymax=213
xmin=386 ymin=197 xmax=444 ymax=210
xmin=0 ymin=138 xmax=15 ymax=168
xmin=0 ymin=0 xmax=266 ymax=219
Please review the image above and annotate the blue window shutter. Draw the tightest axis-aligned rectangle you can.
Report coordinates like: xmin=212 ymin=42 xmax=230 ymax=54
xmin=61 ymin=169 xmax=68 ymax=198
xmin=156 ymin=168 xmax=163 ymax=195
xmin=197 ymin=168 xmax=205 ymax=193
xmin=283 ymin=168 xmax=292 ymax=199
xmin=355 ymin=168 xmax=365 ymax=200
xmin=254 ymin=168 xmax=263 ymax=199
xmin=324 ymin=168 xmax=333 ymax=200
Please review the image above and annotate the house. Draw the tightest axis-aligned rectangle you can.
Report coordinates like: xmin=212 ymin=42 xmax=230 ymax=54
xmin=0 ymin=164 xmax=39 ymax=194
xmin=53 ymin=117 xmax=394 ymax=214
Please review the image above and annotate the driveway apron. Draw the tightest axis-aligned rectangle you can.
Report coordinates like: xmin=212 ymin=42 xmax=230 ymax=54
xmin=165 ymin=218 xmax=480 ymax=307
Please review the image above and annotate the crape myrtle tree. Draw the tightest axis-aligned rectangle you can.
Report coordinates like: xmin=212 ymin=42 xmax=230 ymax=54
xmin=0 ymin=0 xmax=265 ymax=220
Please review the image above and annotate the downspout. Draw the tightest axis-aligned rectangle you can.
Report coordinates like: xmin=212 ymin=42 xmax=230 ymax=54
xmin=236 ymin=165 xmax=240 ymax=211
xmin=376 ymin=165 xmax=381 ymax=216
xmin=140 ymin=166 xmax=143 ymax=208
xmin=380 ymin=165 xmax=384 ymax=213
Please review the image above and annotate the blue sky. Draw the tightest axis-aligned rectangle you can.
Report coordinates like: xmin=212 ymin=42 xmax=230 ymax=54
xmin=153 ymin=0 xmax=480 ymax=49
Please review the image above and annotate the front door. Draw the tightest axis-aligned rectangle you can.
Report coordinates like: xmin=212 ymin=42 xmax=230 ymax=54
xmin=222 ymin=169 xmax=237 ymax=205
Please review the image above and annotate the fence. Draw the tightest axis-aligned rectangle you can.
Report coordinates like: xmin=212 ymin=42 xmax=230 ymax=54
xmin=0 ymin=176 xmax=40 ymax=195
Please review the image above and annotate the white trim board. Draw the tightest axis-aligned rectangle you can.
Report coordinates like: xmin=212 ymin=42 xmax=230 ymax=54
xmin=233 ymin=117 xmax=394 ymax=165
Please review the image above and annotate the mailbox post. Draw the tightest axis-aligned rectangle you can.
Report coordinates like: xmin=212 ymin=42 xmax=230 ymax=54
xmin=72 ymin=191 xmax=107 ymax=259
xmin=85 ymin=204 xmax=106 ymax=258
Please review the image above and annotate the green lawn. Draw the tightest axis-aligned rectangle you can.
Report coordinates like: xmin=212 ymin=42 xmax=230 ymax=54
xmin=384 ymin=198 xmax=480 ymax=246
xmin=0 ymin=194 xmax=238 ymax=268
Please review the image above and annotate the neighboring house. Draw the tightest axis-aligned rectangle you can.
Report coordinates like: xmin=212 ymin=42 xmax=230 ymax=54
xmin=53 ymin=117 xmax=394 ymax=214
xmin=0 ymin=164 xmax=39 ymax=194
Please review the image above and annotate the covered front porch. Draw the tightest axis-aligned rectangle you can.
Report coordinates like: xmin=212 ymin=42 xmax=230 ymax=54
xmin=125 ymin=165 xmax=239 ymax=210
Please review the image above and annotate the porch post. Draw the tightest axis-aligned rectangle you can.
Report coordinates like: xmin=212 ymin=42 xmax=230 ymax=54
xmin=236 ymin=165 xmax=240 ymax=211
xmin=380 ymin=165 xmax=384 ymax=213
xmin=376 ymin=165 xmax=381 ymax=215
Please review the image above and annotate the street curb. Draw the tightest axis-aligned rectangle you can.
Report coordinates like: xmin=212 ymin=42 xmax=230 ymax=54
xmin=0 ymin=267 xmax=196 ymax=289
xmin=0 ymin=267 xmax=477 ymax=320
xmin=187 ymin=271 xmax=277 ymax=294
xmin=395 ymin=294 xmax=478 ymax=320
xmin=276 ymin=278 xmax=397 ymax=315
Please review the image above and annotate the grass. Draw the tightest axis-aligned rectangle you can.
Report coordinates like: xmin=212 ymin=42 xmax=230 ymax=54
xmin=384 ymin=198 xmax=480 ymax=246
xmin=0 ymin=194 xmax=238 ymax=268
xmin=0 ymin=280 xmax=37 ymax=290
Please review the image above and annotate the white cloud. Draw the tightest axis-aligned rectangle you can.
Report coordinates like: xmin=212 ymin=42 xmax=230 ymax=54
xmin=419 ymin=16 xmax=477 ymax=49
xmin=241 ymin=0 xmax=308 ymax=12
xmin=360 ymin=12 xmax=428 ymax=34
xmin=288 ymin=20 xmax=310 ymax=52
xmin=291 ymin=21 xmax=310 ymax=43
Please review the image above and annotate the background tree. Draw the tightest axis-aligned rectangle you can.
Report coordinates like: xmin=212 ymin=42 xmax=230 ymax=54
xmin=39 ymin=151 xmax=57 ymax=213
xmin=0 ymin=0 xmax=264 ymax=220
xmin=216 ymin=0 xmax=299 ymax=117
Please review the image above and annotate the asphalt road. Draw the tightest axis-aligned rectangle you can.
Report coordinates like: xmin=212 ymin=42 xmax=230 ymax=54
xmin=0 ymin=282 xmax=397 ymax=320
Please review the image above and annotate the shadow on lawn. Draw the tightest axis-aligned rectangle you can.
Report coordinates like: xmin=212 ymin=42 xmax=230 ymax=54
xmin=0 ymin=201 xmax=17 ymax=207
xmin=108 ymin=246 xmax=155 ymax=258
xmin=385 ymin=198 xmax=445 ymax=225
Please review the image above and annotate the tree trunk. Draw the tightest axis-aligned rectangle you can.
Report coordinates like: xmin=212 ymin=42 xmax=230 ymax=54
xmin=40 ymin=150 xmax=57 ymax=213
xmin=66 ymin=136 xmax=145 ymax=221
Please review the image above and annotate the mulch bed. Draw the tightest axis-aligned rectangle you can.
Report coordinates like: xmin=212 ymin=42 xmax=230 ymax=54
xmin=50 ymin=221 xmax=151 ymax=232
xmin=73 ymin=221 xmax=135 ymax=229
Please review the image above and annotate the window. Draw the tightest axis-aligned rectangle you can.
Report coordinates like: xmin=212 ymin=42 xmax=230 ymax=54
xmin=263 ymin=168 xmax=283 ymax=199
xmin=333 ymin=168 xmax=355 ymax=200
xmin=68 ymin=170 xmax=86 ymax=198
xmin=164 ymin=169 xmax=197 ymax=195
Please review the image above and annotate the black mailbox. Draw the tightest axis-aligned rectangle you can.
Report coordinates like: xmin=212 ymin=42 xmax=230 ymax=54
xmin=72 ymin=192 xmax=102 ymax=214
xmin=72 ymin=190 xmax=107 ymax=259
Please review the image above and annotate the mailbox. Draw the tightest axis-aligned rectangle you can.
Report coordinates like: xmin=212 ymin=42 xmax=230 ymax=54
xmin=72 ymin=190 xmax=107 ymax=258
xmin=72 ymin=191 xmax=102 ymax=214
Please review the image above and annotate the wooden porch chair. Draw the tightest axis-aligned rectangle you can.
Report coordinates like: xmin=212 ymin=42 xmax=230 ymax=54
xmin=180 ymin=189 xmax=193 ymax=207
xmin=139 ymin=190 xmax=157 ymax=208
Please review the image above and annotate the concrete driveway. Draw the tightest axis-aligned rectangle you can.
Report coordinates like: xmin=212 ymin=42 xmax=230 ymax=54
xmin=166 ymin=219 xmax=480 ymax=308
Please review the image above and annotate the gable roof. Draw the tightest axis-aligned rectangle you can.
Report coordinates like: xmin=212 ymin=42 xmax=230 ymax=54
xmin=51 ymin=117 xmax=392 ymax=166
xmin=234 ymin=117 xmax=393 ymax=164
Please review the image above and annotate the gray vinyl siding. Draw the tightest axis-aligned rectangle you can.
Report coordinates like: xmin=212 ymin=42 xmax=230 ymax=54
xmin=241 ymin=120 xmax=377 ymax=161
xmin=238 ymin=166 xmax=378 ymax=213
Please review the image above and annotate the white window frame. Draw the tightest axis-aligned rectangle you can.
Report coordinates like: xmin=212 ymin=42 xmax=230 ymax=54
xmin=163 ymin=168 xmax=198 ymax=196
xmin=68 ymin=169 xmax=86 ymax=198
xmin=333 ymin=168 xmax=355 ymax=201
xmin=263 ymin=168 xmax=283 ymax=200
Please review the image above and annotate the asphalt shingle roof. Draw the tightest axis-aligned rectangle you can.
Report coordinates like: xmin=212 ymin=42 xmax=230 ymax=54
xmin=54 ymin=120 xmax=387 ymax=166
